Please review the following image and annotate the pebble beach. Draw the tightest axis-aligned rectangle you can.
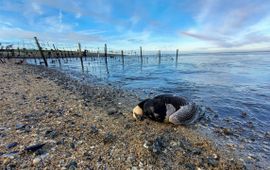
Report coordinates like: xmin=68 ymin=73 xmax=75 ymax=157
xmin=0 ymin=62 xmax=246 ymax=169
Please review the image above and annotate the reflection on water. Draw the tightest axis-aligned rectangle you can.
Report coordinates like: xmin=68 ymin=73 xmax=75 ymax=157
xmin=28 ymin=52 xmax=270 ymax=167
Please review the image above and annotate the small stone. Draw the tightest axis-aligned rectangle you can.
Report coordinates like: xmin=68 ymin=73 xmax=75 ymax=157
xmin=83 ymin=152 xmax=93 ymax=160
xmin=131 ymin=167 xmax=138 ymax=170
xmin=45 ymin=130 xmax=58 ymax=138
xmin=6 ymin=142 xmax=18 ymax=149
xmin=191 ymin=148 xmax=202 ymax=155
xmin=70 ymin=142 xmax=75 ymax=149
xmin=184 ymin=163 xmax=196 ymax=170
xmin=212 ymin=153 xmax=219 ymax=159
xmin=103 ymin=132 xmax=115 ymax=144
xmin=124 ymin=123 xmax=132 ymax=129
xmin=66 ymin=160 xmax=77 ymax=170
xmin=241 ymin=112 xmax=247 ymax=118
xmin=73 ymin=112 xmax=82 ymax=117
xmin=143 ymin=141 xmax=150 ymax=149
xmin=152 ymin=137 xmax=165 ymax=154
xmin=247 ymin=121 xmax=254 ymax=128
xmin=6 ymin=164 xmax=16 ymax=169
xmin=139 ymin=162 xmax=143 ymax=168
xmin=25 ymin=143 xmax=45 ymax=152
xmin=107 ymin=108 xmax=118 ymax=115
xmin=265 ymin=132 xmax=270 ymax=138
xmin=33 ymin=157 xmax=41 ymax=165
xmin=207 ymin=157 xmax=219 ymax=167
xmin=127 ymin=155 xmax=135 ymax=163
xmin=223 ymin=128 xmax=233 ymax=135
xmin=90 ymin=125 xmax=98 ymax=134
xmin=170 ymin=141 xmax=178 ymax=147
xmin=15 ymin=124 xmax=26 ymax=130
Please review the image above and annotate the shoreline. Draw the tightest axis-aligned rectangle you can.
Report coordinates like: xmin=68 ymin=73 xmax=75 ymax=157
xmin=0 ymin=63 xmax=246 ymax=169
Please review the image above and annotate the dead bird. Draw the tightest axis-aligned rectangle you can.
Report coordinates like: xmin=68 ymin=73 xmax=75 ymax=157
xmin=133 ymin=94 xmax=205 ymax=125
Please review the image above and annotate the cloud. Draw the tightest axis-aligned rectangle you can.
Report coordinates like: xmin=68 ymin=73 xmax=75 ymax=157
xmin=181 ymin=31 xmax=224 ymax=42
xmin=0 ymin=27 xmax=102 ymax=43
xmin=181 ymin=0 xmax=270 ymax=49
xmin=181 ymin=30 xmax=270 ymax=48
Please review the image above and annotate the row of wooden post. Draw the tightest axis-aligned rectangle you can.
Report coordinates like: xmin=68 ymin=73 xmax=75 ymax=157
xmin=33 ymin=37 xmax=180 ymax=68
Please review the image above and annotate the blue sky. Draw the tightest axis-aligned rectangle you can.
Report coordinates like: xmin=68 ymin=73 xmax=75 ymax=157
xmin=0 ymin=0 xmax=270 ymax=52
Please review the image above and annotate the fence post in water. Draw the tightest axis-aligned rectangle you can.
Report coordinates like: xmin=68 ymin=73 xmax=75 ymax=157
xmin=175 ymin=49 xmax=179 ymax=67
xmin=140 ymin=47 xmax=142 ymax=62
xmin=34 ymin=36 xmax=48 ymax=67
xmin=17 ymin=47 xmax=20 ymax=57
xmin=121 ymin=50 xmax=124 ymax=69
xmin=53 ymin=44 xmax=61 ymax=66
xmin=158 ymin=50 xmax=161 ymax=65
xmin=175 ymin=49 xmax=179 ymax=64
xmin=104 ymin=44 xmax=109 ymax=74
xmin=78 ymin=43 xmax=84 ymax=71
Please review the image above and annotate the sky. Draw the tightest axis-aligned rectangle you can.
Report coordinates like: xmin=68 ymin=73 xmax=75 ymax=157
xmin=0 ymin=0 xmax=270 ymax=52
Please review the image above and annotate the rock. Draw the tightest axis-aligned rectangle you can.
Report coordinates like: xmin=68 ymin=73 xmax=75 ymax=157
xmin=90 ymin=125 xmax=98 ymax=134
xmin=16 ymin=124 xmax=31 ymax=132
xmin=73 ymin=112 xmax=82 ymax=117
xmin=25 ymin=143 xmax=45 ymax=152
xmin=83 ymin=151 xmax=93 ymax=160
xmin=70 ymin=142 xmax=76 ymax=149
xmin=1 ymin=151 xmax=19 ymax=159
xmin=151 ymin=137 xmax=165 ymax=154
xmin=6 ymin=164 xmax=16 ymax=169
xmin=223 ymin=128 xmax=233 ymax=135
xmin=107 ymin=108 xmax=118 ymax=115
xmin=127 ymin=155 xmax=136 ymax=163
xmin=15 ymin=124 xmax=26 ymax=130
xmin=143 ymin=141 xmax=150 ymax=149
xmin=103 ymin=132 xmax=115 ymax=144
xmin=57 ymin=138 xmax=65 ymax=145
xmin=66 ymin=160 xmax=77 ymax=170
xmin=265 ymin=132 xmax=270 ymax=138
xmin=212 ymin=153 xmax=219 ymax=159
xmin=131 ymin=167 xmax=138 ymax=170
xmin=184 ymin=163 xmax=196 ymax=170
xmin=6 ymin=142 xmax=18 ymax=149
xmin=33 ymin=157 xmax=41 ymax=165
xmin=139 ymin=162 xmax=143 ymax=168
xmin=241 ymin=112 xmax=248 ymax=118
xmin=207 ymin=157 xmax=219 ymax=167
xmin=45 ymin=129 xmax=58 ymax=138
xmin=191 ymin=148 xmax=202 ymax=155
xmin=247 ymin=121 xmax=254 ymax=128
xmin=124 ymin=123 xmax=132 ymax=129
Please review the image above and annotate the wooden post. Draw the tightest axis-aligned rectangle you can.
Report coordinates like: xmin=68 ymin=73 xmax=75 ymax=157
xmin=121 ymin=50 xmax=124 ymax=69
xmin=104 ymin=44 xmax=109 ymax=74
xmin=17 ymin=47 xmax=20 ymax=57
xmin=140 ymin=46 xmax=142 ymax=62
xmin=34 ymin=37 xmax=48 ymax=67
xmin=158 ymin=50 xmax=161 ymax=65
xmin=78 ymin=43 xmax=84 ymax=71
xmin=53 ymin=44 xmax=61 ymax=66
xmin=176 ymin=49 xmax=179 ymax=65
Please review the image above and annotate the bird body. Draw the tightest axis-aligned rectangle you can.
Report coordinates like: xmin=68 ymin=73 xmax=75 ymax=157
xmin=133 ymin=94 xmax=204 ymax=125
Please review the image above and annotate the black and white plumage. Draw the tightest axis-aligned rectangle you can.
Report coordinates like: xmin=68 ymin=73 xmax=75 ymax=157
xmin=133 ymin=94 xmax=204 ymax=125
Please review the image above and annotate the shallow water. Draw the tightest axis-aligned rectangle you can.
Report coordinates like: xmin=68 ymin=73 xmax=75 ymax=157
xmin=28 ymin=51 xmax=270 ymax=168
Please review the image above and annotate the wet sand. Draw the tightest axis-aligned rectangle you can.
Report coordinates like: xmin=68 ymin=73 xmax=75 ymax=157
xmin=0 ymin=62 xmax=246 ymax=169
